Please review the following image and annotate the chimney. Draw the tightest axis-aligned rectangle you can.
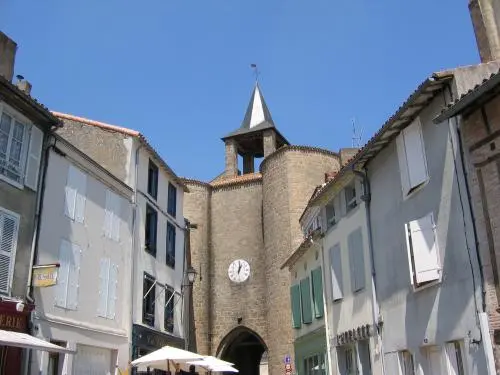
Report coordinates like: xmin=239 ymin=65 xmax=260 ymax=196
xmin=339 ymin=148 xmax=359 ymax=167
xmin=15 ymin=75 xmax=32 ymax=95
xmin=0 ymin=31 xmax=17 ymax=81
xmin=469 ymin=0 xmax=500 ymax=62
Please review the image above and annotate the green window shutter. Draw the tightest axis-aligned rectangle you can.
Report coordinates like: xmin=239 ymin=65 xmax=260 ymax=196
xmin=290 ymin=284 xmax=302 ymax=328
xmin=300 ymin=277 xmax=313 ymax=324
xmin=311 ymin=267 xmax=324 ymax=318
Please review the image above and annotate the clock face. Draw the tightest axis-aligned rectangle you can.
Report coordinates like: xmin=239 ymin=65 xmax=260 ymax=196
xmin=228 ymin=259 xmax=251 ymax=283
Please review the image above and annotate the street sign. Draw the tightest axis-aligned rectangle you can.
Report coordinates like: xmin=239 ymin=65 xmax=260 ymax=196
xmin=285 ymin=364 xmax=292 ymax=370
xmin=285 ymin=355 xmax=291 ymax=364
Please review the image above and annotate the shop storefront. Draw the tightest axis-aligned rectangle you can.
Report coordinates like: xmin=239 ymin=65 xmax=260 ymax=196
xmin=132 ymin=324 xmax=185 ymax=375
xmin=0 ymin=300 xmax=34 ymax=374
xmin=294 ymin=327 xmax=328 ymax=375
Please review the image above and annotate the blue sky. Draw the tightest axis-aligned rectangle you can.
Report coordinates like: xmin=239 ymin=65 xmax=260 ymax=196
xmin=2 ymin=1 xmax=479 ymax=181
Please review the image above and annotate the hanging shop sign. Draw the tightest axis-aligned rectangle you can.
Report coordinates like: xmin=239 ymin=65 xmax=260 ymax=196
xmin=32 ymin=264 xmax=60 ymax=287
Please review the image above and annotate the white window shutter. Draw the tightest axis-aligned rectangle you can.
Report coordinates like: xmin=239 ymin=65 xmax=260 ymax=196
xmin=64 ymin=167 xmax=78 ymax=220
xmin=396 ymin=132 xmax=411 ymax=196
xmin=55 ymin=240 xmax=71 ymax=307
xmin=97 ymin=258 xmax=110 ymax=317
xmin=111 ymin=193 xmax=121 ymax=242
xmin=67 ymin=243 xmax=82 ymax=310
xmin=104 ymin=191 xmax=113 ymax=238
xmin=404 ymin=119 xmax=428 ymax=189
xmin=0 ymin=212 xmax=19 ymax=294
xmin=74 ymin=170 xmax=87 ymax=224
xmin=330 ymin=244 xmax=343 ymax=300
xmin=348 ymin=228 xmax=365 ymax=292
xmin=444 ymin=343 xmax=460 ymax=375
xmin=24 ymin=125 xmax=44 ymax=191
xmin=107 ymin=264 xmax=118 ymax=319
xmin=409 ymin=213 xmax=441 ymax=284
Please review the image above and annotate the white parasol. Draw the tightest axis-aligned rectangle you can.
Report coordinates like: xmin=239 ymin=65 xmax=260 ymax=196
xmin=130 ymin=345 xmax=203 ymax=371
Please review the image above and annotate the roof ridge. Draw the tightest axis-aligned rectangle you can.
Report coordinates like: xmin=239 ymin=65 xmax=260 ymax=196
xmin=51 ymin=111 xmax=140 ymax=137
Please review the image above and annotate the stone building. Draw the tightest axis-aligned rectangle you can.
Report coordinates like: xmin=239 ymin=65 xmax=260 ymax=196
xmin=182 ymin=83 xmax=355 ymax=375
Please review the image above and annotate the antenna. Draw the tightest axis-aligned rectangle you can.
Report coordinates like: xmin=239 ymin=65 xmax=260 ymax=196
xmin=351 ymin=117 xmax=364 ymax=148
xmin=250 ymin=63 xmax=260 ymax=83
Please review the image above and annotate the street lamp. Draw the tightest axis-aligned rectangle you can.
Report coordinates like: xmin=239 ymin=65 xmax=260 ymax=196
xmin=186 ymin=266 xmax=198 ymax=284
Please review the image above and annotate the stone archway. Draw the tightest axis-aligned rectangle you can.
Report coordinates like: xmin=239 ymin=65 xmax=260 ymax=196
xmin=216 ymin=327 xmax=268 ymax=375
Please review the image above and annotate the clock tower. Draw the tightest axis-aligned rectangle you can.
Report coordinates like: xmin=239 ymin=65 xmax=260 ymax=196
xmin=182 ymin=81 xmax=343 ymax=375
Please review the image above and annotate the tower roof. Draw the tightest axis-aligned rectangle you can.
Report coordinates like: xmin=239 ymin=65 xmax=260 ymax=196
xmin=222 ymin=83 xmax=286 ymax=141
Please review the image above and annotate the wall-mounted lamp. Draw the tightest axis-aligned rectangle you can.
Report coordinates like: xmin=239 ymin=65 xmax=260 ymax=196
xmin=186 ymin=266 xmax=198 ymax=284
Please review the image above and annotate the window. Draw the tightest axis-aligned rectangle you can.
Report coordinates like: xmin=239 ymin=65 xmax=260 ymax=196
xmin=0 ymin=208 xmax=19 ymax=294
xmin=168 ymin=182 xmax=177 ymax=217
xmin=147 ymin=159 xmax=158 ymax=199
xmin=398 ymin=351 xmax=415 ymax=375
xmin=311 ymin=267 xmax=324 ymax=318
xmin=345 ymin=184 xmax=357 ymax=212
xmin=55 ymin=239 xmax=82 ymax=310
xmin=348 ymin=228 xmax=365 ymax=292
xmin=396 ymin=117 xmax=428 ymax=197
xmin=404 ymin=213 xmax=441 ymax=288
xmin=143 ymin=273 xmax=155 ymax=327
xmin=48 ymin=341 xmax=65 ymax=375
xmin=343 ymin=345 xmax=357 ymax=375
xmin=104 ymin=190 xmax=121 ymax=241
xmin=164 ymin=286 xmax=175 ymax=333
xmin=326 ymin=199 xmax=336 ymax=229
xmin=300 ymin=277 xmax=313 ymax=324
xmin=64 ymin=165 xmax=87 ymax=223
xmin=145 ymin=205 xmax=158 ymax=257
xmin=303 ymin=353 xmax=326 ymax=375
xmin=97 ymin=258 xmax=118 ymax=319
xmin=0 ymin=109 xmax=43 ymax=189
xmin=166 ymin=222 xmax=176 ymax=268
xmin=329 ymin=243 xmax=343 ymax=301
xmin=422 ymin=344 xmax=463 ymax=375
xmin=444 ymin=342 xmax=465 ymax=375
xmin=290 ymin=284 xmax=301 ymax=329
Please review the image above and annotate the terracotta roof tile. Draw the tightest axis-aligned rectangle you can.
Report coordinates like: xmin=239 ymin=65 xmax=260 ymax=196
xmin=211 ymin=173 xmax=262 ymax=187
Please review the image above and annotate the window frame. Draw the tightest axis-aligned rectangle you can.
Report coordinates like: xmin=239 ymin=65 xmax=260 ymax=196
xmin=167 ymin=182 xmax=177 ymax=218
xmin=143 ymin=273 xmax=156 ymax=327
xmin=147 ymin=159 xmax=159 ymax=200
xmin=398 ymin=351 xmax=415 ymax=375
xmin=166 ymin=221 xmax=176 ymax=269
xmin=164 ymin=286 xmax=175 ymax=333
xmin=145 ymin=204 xmax=158 ymax=257
xmin=325 ymin=198 xmax=337 ymax=230
xmin=344 ymin=183 xmax=357 ymax=213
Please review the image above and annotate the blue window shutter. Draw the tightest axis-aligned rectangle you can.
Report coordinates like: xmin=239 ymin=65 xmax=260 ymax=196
xmin=311 ymin=267 xmax=324 ymax=318
xmin=290 ymin=284 xmax=301 ymax=328
xmin=74 ymin=169 xmax=87 ymax=224
xmin=300 ymin=277 xmax=313 ymax=324
xmin=330 ymin=244 xmax=343 ymax=300
xmin=348 ymin=228 xmax=365 ymax=292
xmin=64 ymin=167 xmax=78 ymax=220
xmin=24 ymin=125 xmax=43 ymax=190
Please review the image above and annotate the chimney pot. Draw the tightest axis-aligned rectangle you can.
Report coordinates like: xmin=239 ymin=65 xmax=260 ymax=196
xmin=0 ymin=31 xmax=17 ymax=82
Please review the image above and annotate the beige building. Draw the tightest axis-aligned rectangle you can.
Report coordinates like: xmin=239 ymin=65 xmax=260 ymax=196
xmin=32 ymin=134 xmax=134 ymax=374
xmin=182 ymin=82 xmax=356 ymax=375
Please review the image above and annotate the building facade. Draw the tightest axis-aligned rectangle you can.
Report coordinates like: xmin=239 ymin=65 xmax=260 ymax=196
xmin=182 ymin=83 xmax=356 ymax=375
xmin=51 ymin=112 xmax=189 ymax=371
xmin=0 ymin=31 xmax=62 ymax=374
xmin=282 ymin=205 xmax=327 ymax=375
xmin=32 ymin=134 xmax=134 ymax=374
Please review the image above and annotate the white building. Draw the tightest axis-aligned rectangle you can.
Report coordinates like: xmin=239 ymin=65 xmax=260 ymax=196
xmin=32 ymin=134 xmax=134 ymax=374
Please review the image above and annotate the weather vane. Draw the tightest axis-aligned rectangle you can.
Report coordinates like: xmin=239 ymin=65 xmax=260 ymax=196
xmin=250 ymin=63 xmax=260 ymax=83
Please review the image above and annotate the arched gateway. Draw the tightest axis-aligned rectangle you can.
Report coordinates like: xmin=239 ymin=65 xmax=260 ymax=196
xmin=217 ymin=327 xmax=268 ymax=375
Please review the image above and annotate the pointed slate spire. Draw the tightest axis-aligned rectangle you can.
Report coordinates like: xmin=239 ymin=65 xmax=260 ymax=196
xmin=241 ymin=83 xmax=274 ymax=129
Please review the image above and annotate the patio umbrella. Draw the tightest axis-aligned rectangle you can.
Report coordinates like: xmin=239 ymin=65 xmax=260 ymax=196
xmin=187 ymin=356 xmax=234 ymax=368
xmin=209 ymin=364 xmax=239 ymax=373
xmin=130 ymin=345 xmax=203 ymax=371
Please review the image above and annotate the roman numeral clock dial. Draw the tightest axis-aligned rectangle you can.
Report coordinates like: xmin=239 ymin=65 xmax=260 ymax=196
xmin=228 ymin=259 xmax=251 ymax=283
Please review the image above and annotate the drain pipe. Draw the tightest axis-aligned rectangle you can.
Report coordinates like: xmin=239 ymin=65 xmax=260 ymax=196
xmin=352 ymin=167 xmax=386 ymax=374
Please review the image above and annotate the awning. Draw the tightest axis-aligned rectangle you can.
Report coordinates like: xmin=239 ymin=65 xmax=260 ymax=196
xmin=0 ymin=330 xmax=75 ymax=354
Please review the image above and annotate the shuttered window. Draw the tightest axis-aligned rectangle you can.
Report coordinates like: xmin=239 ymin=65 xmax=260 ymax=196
xmin=0 ymin=209 xmax=19 ymax=294
xmin=396 ymin=117 xmax=428 ymax=197
xmin=64 ymin=165 xmax=87 ymax=223
xmin=24 ymin=125 xmax=44 ymax=190
xmin=104 ymin=190 xmax=121 ymax=242
xmin=311 ymin=267 xmax=324 ymax=318
xmin=167 ymin=183 xmax=177 ymax=218
xmin=329 ymin=244 xmax=343 ymax=301
xmin=98 ymin=258 xmax=119 ymax=319
xmin=290 ymin=284 xmax=301 ymax=329
xmin=300 ymin=277 xmax=313 ymax=324
xmin=166 ymin=222 xmax=176 ymax=268
xmin=404 ymin=213 xmax=441 ymax=286
xmin=348 ymin=228 xmax=365 ymax=292
xmin=55 ymin=239 xmax=81 ymax=310
xmin=0 ymin=110 xmax=27 ymax=185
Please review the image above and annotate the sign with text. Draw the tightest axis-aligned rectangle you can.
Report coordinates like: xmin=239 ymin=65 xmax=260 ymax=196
xmin=32 ymin=264 xmax=59 ymax=287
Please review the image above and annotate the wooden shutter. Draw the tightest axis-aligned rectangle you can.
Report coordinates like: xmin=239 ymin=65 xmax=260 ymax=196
xmin=74 ymin=169 xmax=87 ymax=223
xmin=111 ymin=194 xmax=121 ymax=242
xmin=290 ymin=284 xmax=301 ymax=328
xmin=396 ymin=132 xmax=411 ymax=196
xmin=406 ymin=213 xmax=440 ymax=284
xmin=300 ymin=277 xmax=313 ymax=324
xmin=0 ymin=211 xmax=19 ymax=294
xmin=67 ymin=243 xmax=82 ymax=310
xmin=104 ymin=191 xmax=113 ymax=239
xmin=64 ymin=166 xmax=78 ymax=220
xmin=311 ymin=267 xmax=324 ymax=318
xmin=24 ymin=125 xmax=43 ymax=190
xmin=348 ymin=228 xmax=365 ymax=292
xmin=55 ymin=240 xmax=71 ymax=307
xmin=329 ymin=244 xmax=343 ymax=300
xmin=97 ymin=258 xmax=110 ymax=317
xmin=107 ymin=263 xmax=118 ymax=319
xmin=404 ymin=118 xmax=428 ymax=189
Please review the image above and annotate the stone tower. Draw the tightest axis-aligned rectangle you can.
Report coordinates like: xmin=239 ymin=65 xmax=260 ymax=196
xmin=182 ymin=83 xmax=345 ymax=375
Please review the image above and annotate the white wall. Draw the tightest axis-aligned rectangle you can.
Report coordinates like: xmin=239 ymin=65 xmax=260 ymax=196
xmin=132 ymin=146 xmax=186 ymax=338
xmin=34 ymin=144 xmax=133 ymax=373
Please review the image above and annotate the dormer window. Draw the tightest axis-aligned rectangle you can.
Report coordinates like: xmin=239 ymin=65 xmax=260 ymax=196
xmin=345 ymin=184 xmax=357 ymax=212
xmin=326 ymin=200 xmax=336 ymax=229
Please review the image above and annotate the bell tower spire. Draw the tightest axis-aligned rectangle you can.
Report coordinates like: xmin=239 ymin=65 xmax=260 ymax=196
xmin=221 ymin=68 xmax=289 ymax=178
